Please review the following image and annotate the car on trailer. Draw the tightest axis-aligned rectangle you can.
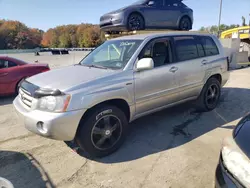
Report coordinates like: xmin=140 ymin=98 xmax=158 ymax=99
xmin=14 ymin=31 xmax=229 ymax=158
xmin=100 ymin=0 xmax=193 ymax=32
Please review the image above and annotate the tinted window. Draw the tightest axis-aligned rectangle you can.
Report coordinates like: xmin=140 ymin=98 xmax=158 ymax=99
xmin=151 ymin=0 xmax=164 ymax=7
xmin=164 ymin=0 xmax=186 ymax=7
xmin=200 ymin=36 xmax=219 ymax=56
xmin=197 ymin=43 xmax=205 ymax=57
xmin=0 ymin=60 xmax=8 ymax=69
xmin=164 ymin=0 xmax=178 ymax=7
xmin=139 ymin=39 xmax=172 ymax=67
xmin=8 ymin=61 xmax=17 ymax=68
xmin=174 ymin=36 xmax=199 ymax=61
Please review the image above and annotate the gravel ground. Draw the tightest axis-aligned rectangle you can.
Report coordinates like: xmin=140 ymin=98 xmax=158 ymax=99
xmin=0 ymin=52 xmax=250 ymax=188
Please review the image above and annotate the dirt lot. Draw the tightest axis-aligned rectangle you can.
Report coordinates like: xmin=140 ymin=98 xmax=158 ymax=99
xmin=1 ymin=52 xmax=250 ymax=188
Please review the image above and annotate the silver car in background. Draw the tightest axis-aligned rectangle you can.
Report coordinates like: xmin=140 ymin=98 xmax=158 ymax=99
xmin=100 ymin=0 xmax=193 ymax=32
xmin=14 ymin=32 xmax=229 ymax=158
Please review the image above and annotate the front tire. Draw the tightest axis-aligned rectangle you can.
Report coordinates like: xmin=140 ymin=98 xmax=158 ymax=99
xmin=76 ymin=105 xmax=128 ymax=158
xmin=127 ymin=13 xmax=145 ymax=31
xmin=196 ymin=78 xmax=221 ymax=112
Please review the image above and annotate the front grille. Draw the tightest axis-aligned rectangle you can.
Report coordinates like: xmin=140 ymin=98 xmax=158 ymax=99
xmin=100 ymin=22 xmax=113 ymax=27
xmin=19 ymin=88 xmax=33 ymax=108
xmin=100 ymin=15 xmax=111 ymax=21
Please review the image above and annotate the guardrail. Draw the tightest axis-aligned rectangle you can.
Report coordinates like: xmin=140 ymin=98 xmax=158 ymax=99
xmin=0 ymin=48 xmax=95 ymax=55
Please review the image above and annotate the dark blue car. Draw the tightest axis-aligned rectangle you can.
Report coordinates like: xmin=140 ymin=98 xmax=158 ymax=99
xmin=100 ymin=0 xmax=193 ymax=32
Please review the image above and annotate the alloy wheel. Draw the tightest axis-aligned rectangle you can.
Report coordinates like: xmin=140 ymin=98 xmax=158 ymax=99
xmin=205 ymin=84 xmax=220 ymax=108
xmin=91 ymin=115 xmax=122 ymax=150
xmin=128 ymin=15 xmax=142 ymax=30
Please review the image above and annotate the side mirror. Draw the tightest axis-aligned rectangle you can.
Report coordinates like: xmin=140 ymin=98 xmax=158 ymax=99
xmin=136 ymin=58 xmax=154 ymax=72
xmin=148 ymin=1 xmax=155 ymax=6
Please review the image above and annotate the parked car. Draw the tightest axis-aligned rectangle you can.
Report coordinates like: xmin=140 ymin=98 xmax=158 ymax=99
xmin=0 ymin=56 xmax=50 ymax=96
xmin=14 ymin=32 xmax=229 ymax=158
xmin=216 ymin=113 xmax=250 ymax=188
xmin=100 ymin=0 xmax=193 ymax=32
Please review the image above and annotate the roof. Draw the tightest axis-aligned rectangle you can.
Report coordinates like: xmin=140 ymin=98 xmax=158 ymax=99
xmin=109 ymin=31 xmax=212 ymax=41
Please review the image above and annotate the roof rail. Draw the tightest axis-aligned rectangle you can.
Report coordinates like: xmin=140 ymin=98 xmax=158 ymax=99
xmin=104 ymin=30 xmax=210 ymax=40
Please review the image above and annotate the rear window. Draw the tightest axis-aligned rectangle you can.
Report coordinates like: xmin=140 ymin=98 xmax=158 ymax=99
xmin=200 ymin=36 xmax=219 ymax=56
xmin=174 ymin=36 xmax=199 ymax=61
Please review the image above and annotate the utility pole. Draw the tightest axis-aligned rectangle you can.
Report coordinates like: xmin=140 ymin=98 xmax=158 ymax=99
xmin=218 ymin=0 xmax=223 ymax=37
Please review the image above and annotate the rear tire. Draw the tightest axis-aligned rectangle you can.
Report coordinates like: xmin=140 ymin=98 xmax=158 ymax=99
xmin=179 ymin=16 xmax=191 ymax=31
xmin=76 ymin=105 xmax=128 ymax=158
xmin=127 ymin=13 xmax=145 ymax=31
xmin=196 ymin=78 xmax=221 ymax=112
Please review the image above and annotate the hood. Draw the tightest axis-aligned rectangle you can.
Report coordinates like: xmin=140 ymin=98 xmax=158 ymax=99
xmin=26 ymin=65 xmax=116 ymax=91
xmin=106 ymin=6 xmax=130 ymax=14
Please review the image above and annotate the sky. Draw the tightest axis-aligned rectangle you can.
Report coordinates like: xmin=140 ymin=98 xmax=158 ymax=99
xmin=0 ymin=0 xmax=249 ymax=31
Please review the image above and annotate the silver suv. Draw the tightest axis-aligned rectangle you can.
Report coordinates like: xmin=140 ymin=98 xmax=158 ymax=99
xmin=14 ymin=32 xmax=229 ymax=158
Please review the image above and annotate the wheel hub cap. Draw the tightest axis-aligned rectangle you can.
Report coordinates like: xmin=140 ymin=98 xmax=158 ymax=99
xmin=105 ymin=130 xmax=111 ymax=136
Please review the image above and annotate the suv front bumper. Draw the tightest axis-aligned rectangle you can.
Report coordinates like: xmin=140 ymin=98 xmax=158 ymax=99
xmin=13 ymin=97 xmax=86 ymax=141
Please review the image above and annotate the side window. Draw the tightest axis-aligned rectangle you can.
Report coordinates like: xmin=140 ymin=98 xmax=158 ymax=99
xmin=164 ymin=0 xmax=179 ymax=7
xmin=200 ymin=36 xmax=219 ymax=56
xmin=152 ymin=0 xmax=164 ymax=7
xmin=139 ymin=38 xmax=172 ymax=67
xmin=7 ymin=61 xmax=17 ymax=68
xmin=0 ymin=60 xmax=8 ymax=69
xmin=0 ymin=60 xmax=5 ymax=69
xmin=174 ymin=36 xmax=199 ymax=61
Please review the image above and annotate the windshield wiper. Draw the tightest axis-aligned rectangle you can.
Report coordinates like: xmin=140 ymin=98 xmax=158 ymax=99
xmin=86 ymin=64 xmax=108 ymax=69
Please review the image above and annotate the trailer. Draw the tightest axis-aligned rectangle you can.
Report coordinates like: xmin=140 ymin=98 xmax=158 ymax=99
xmin=221 ymin=26 xmax=250 ymax=62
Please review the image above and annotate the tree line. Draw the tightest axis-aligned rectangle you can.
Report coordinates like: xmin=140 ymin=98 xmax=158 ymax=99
xmin=0 ymin=20 xmax=103 ymax=49
xmin=0 ymin=19 xmax=248 ymax=50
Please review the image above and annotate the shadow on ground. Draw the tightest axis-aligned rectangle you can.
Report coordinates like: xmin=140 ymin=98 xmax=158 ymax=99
xmin=66 ymin=87 xmax=250 ymax=163
xmin=0 ymin=151 xmax=55 ymax=188
xmin=0 ymin=96 xmax=15 ymax=106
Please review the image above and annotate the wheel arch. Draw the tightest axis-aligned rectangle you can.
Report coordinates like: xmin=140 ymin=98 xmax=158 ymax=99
xmin=127 ymin=11 xmax=145 ymax=29
xmin=76 ymin=98 xmax=131 ymax=133
xmin=207 ymin=74 xmax=222 ymax=85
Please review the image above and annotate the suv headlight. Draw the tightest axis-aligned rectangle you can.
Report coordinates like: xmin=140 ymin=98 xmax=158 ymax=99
xmin=36 ymin=95 xmax=71 ymax=112
xmin=221 ymin=138 xmax=250 ymax=186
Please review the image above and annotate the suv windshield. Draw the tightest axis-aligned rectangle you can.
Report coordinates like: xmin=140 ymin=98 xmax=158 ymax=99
xmin=79 ymin=40 xmax=142 ymax=70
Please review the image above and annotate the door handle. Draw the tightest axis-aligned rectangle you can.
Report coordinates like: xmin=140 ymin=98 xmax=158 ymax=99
xmin=201 ymin=60 xmax=208 ymax=65
xmin=0 ymin=73 xmax=8 ymax=77
xmin=169 ymin=66 xmax=178 ymax=73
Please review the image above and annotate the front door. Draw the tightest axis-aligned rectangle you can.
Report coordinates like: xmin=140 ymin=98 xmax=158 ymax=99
xmin=134 ymin=38 xmax=179 ymax=115
xmin=162 ymin=0 xmax=182 ymax=27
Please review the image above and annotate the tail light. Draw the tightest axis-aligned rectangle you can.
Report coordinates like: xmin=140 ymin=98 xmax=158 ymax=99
xmin=41 ymin=68 xmax=50 ymax=73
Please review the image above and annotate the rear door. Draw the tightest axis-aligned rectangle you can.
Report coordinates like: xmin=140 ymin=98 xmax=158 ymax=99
xmin=172 ymin=35 xmax=207 ymax=100
xmin=162 ymin=0 xmax=182 ymax=27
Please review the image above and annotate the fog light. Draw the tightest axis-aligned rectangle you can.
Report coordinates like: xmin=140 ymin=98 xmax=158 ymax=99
xmin=37 ymin=121 xmax=48 ymax=134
